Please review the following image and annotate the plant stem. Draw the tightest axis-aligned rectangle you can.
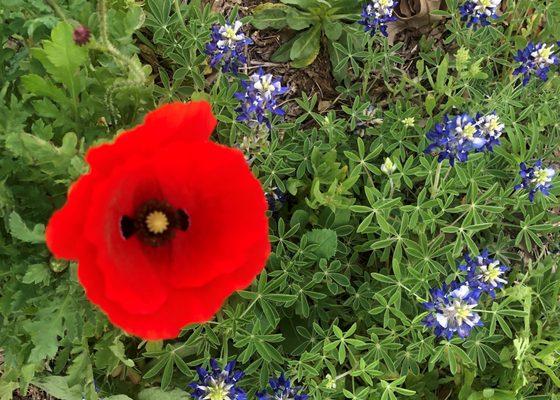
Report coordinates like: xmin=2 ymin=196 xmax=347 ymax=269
xmin=45 ymin=0 xmax=68 ymax=21
xmin=431 ymin=162 xmax=443 ymax=199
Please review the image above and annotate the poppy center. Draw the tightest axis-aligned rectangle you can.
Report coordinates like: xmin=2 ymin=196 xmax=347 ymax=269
xmin=146 ymin=211 xmax=169 ymax=234
xmin=120 ymin=199 xmax=189 ymax=247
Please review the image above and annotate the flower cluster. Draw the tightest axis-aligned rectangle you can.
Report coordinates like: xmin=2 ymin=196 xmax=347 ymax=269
xmin=425 ymin=112 xmax=503 ymax=165
xmin=459 ymin=0 xmax=501 ymax=28
xmin=459 ymin=249 xmax=509 ymax=298
xmin=514 ymin=160 xmax=556 ymax=202
xmin=423 ymin=250 xmax=509 ymax=339
xmin=359 ymin=0 xmax=398 ymax=37
xmin=189 ymin=359 xmax=247 ymax=400
xmin=423 ymin=283 xmax=483 ymax=339
xmin=206 ymin=21 xmax=253 ymax=74
xmin=257 ymin=374 xmax=309 ymax=400
xmin=514 ymin=42 xmax=559 ymax=85
xmin=188 ymin=362 xmax=307 ymax=400
xmin=235 ymin=68 xmax=288 ymax=129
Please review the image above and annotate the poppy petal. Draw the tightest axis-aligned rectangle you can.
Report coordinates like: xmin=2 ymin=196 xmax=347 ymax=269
xmin=86 ymin=101 xmax=217 ymax=175
xmin=46 ymin=174 xmax=97 ymax=259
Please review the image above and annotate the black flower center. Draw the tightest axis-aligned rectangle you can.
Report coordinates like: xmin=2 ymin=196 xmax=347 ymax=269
xmin=120 ymin=199 xmax=189 ymax=247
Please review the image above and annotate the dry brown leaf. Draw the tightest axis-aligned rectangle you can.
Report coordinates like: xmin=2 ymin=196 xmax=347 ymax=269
xmin=387 ymin=0 xmax=445 ymax=44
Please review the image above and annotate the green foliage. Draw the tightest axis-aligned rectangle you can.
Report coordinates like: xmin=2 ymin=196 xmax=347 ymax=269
xmin=1 ymin=0 xmax=560 ymax=400
xmin=251 ymin=0 xmax=361 ymax=69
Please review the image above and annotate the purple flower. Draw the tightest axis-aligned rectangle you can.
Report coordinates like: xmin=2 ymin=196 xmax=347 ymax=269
xmin=459 ymin=249 xmax=509 ymax=297
xmin=257 ymin=373 xmax=308 ymax=400
xmin=73 ymin=25 xmax=91 ymax=46
xmin=423 ymin=282 xmax=483 ymax=339
xmin=459 ymin=0 xmax=501 ymax=28
xmin=359 ymin=0 xmax=398 ymax=37
xmin=235 ymin=68 xmax=288 ymax=129
xmin=514 ymin=160 xmax=556 ymax=202
xmin=206 ymin=21 xmax=253 ymax=74
xmin=513 ymin=42 xmax=559 ymax=85
xmin=425 ymin=113 xmax=487 ymax=165
xmin=189 ymin=359 xmax=247 ymax=400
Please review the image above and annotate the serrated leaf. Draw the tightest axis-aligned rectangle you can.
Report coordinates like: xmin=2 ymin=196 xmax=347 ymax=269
xmin=9 ymin=212 xmax=45 ymax=243
xmin=305 ymin=228 xmax=338 ymax=259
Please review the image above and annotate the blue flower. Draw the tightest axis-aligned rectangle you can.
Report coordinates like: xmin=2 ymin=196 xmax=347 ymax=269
xmin=235 ymin=68 xmax=288 ymax=129
xmin=513 ymin=42 xmax=559 ymax=85
xmin=189 ymin=359 xmax=247 ymax=400
xmin=459 ymin=249 xmax=509 ymax=297
xmin=423 ymin=282 xmax=483 ymax=339
xmin=475 ymin=112 xmax=504 ymax=151
xmin=359 ymin=0 xmax=398 ymax=37
xmin=425 ymin=113 xmax=487 ymax=165
xmin=514 ymin=160 xmax=556 ymax=202
xmin=257 ymin=373 xmax=308 ymax=400
xmin=459 ymin=0 xmax=501 ymax=28
xmin=206 ymin=21 xmax=253 ymax=74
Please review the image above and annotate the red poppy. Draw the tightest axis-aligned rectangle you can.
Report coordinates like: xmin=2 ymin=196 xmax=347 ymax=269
xmin=46 ymin=101 xmax=270 ymax=340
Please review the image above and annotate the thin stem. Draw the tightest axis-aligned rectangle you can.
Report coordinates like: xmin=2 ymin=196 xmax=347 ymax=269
xmin=389 ymin=177 xmax=395 ymax=198
xmin=45 ymin=0 xmax=68 ymax=22
xmin=431 ymin=162 xmax=443 ymax=199
xmin=240 ymin=296 xmax=259 ymax=319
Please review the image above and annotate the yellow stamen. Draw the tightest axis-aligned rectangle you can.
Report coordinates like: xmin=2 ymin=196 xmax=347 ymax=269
xmin=540 ymin=47 xmax=552 ymax=59
xmin=146 ymin=211 xmax=169 ymax=234
xmin=462 ymin=124 xmax=477 ymax=140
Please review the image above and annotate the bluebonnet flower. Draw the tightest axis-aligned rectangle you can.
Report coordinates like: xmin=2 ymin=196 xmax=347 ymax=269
xmin=423 ymin=282 xmax=483 ymax=339
xmin=514 ymin=160 xmax=556 ymax=202
xmin=206 ymin=21 xmax=253 ymax=74
xmin=459 ymin=249 xmax=509 ymax=297
xmin=459 ymin=0 xmax=501 ymax=28
xmin=475 ymin=112 xmax=504 ymax=151
xmin=189 ymin=359 xmax=247 ymax=400
xmin=425 ymin=113 xmax=487 ymax=165
xmin=513 ymin=42 xmax=559 ymax=85
xmin=257 ymin=373 xmax=308 ymax=400
xmin=359 ymin=0 xmax=398 ymax=37
xmin=235 ymin=68 xmax=288 ymax=129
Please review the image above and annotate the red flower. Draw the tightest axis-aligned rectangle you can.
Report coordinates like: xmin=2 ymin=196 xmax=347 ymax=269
xmin=46 ymin=101 xmax=270 ymax=340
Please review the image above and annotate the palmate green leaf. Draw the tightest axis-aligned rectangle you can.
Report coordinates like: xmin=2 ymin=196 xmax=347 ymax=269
xmin=8 ymin=211 xmax=45 ymax=243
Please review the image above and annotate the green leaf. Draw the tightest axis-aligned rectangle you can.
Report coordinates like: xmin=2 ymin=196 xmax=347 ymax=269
xmin=9 ymin=212 xmax=45 ymax=243
xmin=286 ymin=8 xmax=314 ymax=30
xmin=290 ymin=25 xmax=321 ymax=67
xmin=33 ymin=377 xmax=82 ymax=400
xmin=22 ymin=264 xmax=50 ymax=284
xmin=138 ymin=388 xmax=188 ymax=400
xmin=251 ymin=4 xmax=290 ymax=29
xmin=436 ymin=54 xmax=449 ymax=93
xmin=305 ymin=228 xmax=338 ymax=259
xmin=21 ymin=74 xmax=68 ymax=105
xmin=323 ymin=20 xmax=343 ymax=41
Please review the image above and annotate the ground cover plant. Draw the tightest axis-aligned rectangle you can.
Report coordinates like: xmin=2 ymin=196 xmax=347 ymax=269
xmin=1 ymin=0 xmax=559 ymax=399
